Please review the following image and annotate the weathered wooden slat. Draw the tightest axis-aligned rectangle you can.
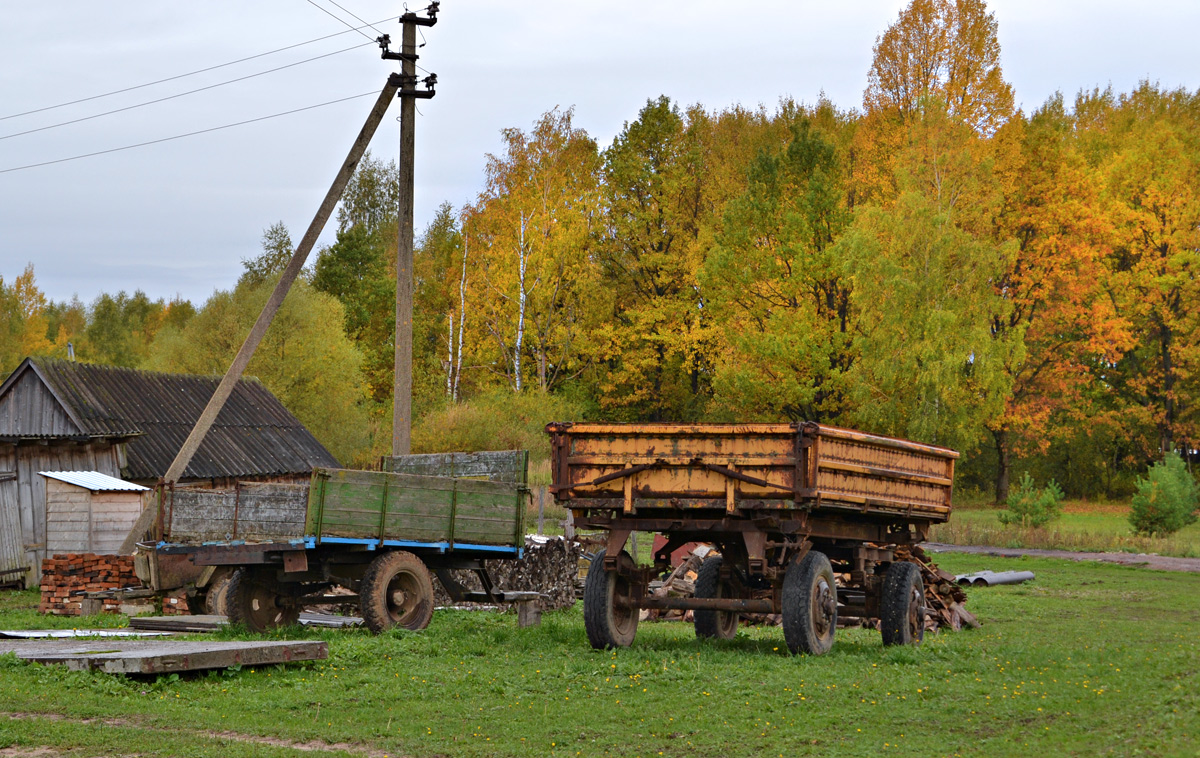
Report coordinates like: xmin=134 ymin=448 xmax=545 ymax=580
xmin=383 ymin=450 xmax=529 ymax=484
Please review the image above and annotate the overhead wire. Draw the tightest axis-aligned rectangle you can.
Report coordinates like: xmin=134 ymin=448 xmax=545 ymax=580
xmin=0 ymin=17 xmax=397 ymax=123
xmin=0 ymin=42 xmax=374 ymax=142
xmin=304 ymin=0 xmax=377 ymax=41
xmin=320 ymin=0 xmax=386 ymax=37
xmin=0 ymin=90 xmax=378 ymax=175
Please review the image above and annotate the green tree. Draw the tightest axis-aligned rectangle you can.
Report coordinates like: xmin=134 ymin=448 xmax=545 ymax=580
xmin=240 ymin=221 xmax=294 ymax=287
xmin=147 ymin=278 xmax=371 ymax=465
xmin=838 ymin=190 xmax=1015 ymax=451
xmin=997 ymin=472 xmax=1065 ymax=528
xmin=312 ymin=223 xmax=394 ymax=406
xmin=1129 ymin=451 xmax=1199 ymax=536
xmin=337 ymin=152 xmax=399 ymax=234
xmin=80 ymin=290 xmax=169 ymax=367
xmin=703 ymin=104 xmax=856 ymax=422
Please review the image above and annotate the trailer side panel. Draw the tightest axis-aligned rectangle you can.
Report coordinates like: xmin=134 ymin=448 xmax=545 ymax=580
xmin=548 ymin=422 xmax=957 ymax=523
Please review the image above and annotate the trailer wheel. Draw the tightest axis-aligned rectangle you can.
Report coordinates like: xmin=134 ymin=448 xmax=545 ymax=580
xmin=583 ymin=549 xmax=638 ymax=649
xmin=204 ymin=568 xmax=235 ymax=617
xmin=880 ymin=561 xmax=925 ymax=646
xmin=782 ymin=551 xmax=837 ymax=655
xmin=361 ymin=550 xmax=434 ymax=633
xmin=227 ymin=568 xmax=300 ymax=633
xmin=694 ymin=555 xmax=739 ymax=640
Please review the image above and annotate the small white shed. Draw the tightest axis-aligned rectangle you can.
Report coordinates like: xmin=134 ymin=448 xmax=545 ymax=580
xmin=38 ymin=472 xmax=149 ymax=555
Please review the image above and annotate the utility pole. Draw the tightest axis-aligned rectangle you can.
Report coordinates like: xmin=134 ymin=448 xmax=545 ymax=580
xmin=119 ymin=74 xmax=405 ymax=554
xmin=379 ymin=2 xmax=438 ymax=457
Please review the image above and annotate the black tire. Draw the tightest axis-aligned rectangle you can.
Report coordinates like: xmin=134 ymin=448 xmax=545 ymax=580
xmin=880 ymin=561 xmax=925 ymax=646
xmin=583 ymin=548 xmax=638 ymax=649
xmin=227 ymin=568 xmax=300 ymax=633
xmin=204 ymin=568 xmax=235 ymax=617
xmin=360 ymin=550 xmax=434 ymax=633
xmin=694 ymin=555 xmax=739 ymax=640
xmin=781 ymin=551 xmax=837 ymax=655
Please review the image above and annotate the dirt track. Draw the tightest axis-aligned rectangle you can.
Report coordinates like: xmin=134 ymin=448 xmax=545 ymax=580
xmin=922 ymin=542 xmax=1200 ymax=573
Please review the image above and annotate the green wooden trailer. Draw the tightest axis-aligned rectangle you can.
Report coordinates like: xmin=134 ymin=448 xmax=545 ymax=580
xmin=149 ymin=451 xmax=534 ymax=633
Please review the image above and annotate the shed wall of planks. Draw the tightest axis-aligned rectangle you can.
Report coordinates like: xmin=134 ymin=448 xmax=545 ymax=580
xmin=0 ymin=442 xmax=122 ymax=587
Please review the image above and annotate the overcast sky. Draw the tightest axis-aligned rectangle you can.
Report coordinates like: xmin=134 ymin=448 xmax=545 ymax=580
xmin=1 ymin=1 xmax=1198 ymax=306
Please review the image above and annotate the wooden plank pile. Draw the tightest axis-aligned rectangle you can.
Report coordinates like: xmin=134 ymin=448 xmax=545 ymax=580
xmin=894 ymin=544 xmax=979 ymax=631
xmin=38 ymin=553 xmax=140 ymax=615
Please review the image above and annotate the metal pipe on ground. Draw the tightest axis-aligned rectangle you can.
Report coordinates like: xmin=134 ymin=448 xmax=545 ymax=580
xmin=955 ymin=570 xmax=1035 ymax=587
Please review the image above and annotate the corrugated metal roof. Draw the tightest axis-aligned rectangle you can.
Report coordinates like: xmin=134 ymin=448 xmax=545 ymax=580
xmin=39 ymin=471 xmax=149 ymax=492
xmin=5 ymin=359 xmax=339 ymax=480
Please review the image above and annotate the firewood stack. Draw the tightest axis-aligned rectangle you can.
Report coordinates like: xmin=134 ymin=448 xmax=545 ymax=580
xmin=433 ymin=535 xmax=583 ymax=611
xmin=894 ymin=544 xmax=980 ymax=631
xmin=38 ymin=553 xmax=139 ymax=615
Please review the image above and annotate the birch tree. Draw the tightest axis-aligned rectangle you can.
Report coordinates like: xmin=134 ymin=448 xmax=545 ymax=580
xmin=465 ymin=107 xmax=605 ymax=393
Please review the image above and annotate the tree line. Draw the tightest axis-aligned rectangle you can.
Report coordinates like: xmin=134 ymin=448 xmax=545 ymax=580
xmin=3 ymin=0 xmax=1197 ymax=501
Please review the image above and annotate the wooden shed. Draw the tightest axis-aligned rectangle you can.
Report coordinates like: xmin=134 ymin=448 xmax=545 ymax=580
xmin=39 ymin=472 xmax=149 ymax=555
xmin=0 ymin=357 xmax=340 ymax=588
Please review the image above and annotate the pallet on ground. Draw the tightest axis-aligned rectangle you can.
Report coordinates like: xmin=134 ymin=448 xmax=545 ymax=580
xmin=0 ymin=639 xmax=327 ymax=674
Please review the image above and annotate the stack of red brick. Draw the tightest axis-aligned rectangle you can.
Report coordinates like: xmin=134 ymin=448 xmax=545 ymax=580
xmin=38 ymin=553 xmax=139 ymax=615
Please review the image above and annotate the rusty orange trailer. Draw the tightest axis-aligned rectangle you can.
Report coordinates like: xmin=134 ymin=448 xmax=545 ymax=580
xmin=547 ymin=422 xmax=959 ymax=654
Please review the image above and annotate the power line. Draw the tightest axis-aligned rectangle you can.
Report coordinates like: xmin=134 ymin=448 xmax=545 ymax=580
xmin=0 ymin=91 xmax=377 ymax=175
xmin=305 ymin=0 xmax=375 ymax=41
xmin=0 ymin=42 xmax=373 ymax=142
xmin=322 ymin=0 xmax=386 ymax=38
xmin=0 ymin=17 xmax=396 ymax=123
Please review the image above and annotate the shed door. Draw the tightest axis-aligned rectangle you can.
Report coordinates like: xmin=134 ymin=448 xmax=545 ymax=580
xmin=0 ymin=472 xmax=27 ymax=585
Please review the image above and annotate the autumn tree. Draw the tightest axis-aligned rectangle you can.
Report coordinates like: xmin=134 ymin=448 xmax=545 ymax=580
xmin=80 ymin=290 xmax=176 ymax=367
xmin=983 ymin=95 xmax=1126 ymax=501
xmin=0 ymin=265 xmax=59 ymax=372
xmin=466 ymin=107 xmax=605 ymax=394
xmin=865 ymin=0 xmax=1014 ymax=135
xmin=414 ymin=204 xmax=468 ymax=403
xmin=1094 ymin=84 xmax=1200 ymax=456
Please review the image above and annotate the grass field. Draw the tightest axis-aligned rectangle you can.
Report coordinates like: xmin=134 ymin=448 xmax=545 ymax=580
xmin=1 ymin=552 xmax=1197 ymax=757
xmin=930 ymin=500 xmax=1200 ymax=558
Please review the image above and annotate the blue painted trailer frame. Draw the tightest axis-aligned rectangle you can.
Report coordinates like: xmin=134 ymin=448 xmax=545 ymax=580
xmin=156 ymin=536 xmax=523 ymax=559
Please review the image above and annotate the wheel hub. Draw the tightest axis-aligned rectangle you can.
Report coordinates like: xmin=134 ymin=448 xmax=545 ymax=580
xmin=812 ymin=578 xmax=835 ymax=635
xmin=908 ymin=586 xmax=924 ymax=635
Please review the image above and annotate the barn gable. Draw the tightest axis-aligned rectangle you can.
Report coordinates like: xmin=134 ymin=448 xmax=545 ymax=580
xmin=1 ymin=358 xmax=339 ymax=482
xmin=0 ymin=363 xmax=87 ymax=439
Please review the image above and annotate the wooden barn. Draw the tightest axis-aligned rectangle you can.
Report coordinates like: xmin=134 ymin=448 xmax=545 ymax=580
xmin=0 ymin=357 xmax=339 ymax=587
